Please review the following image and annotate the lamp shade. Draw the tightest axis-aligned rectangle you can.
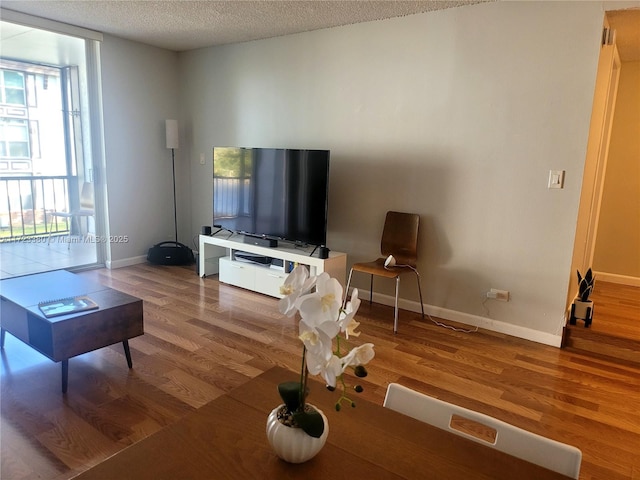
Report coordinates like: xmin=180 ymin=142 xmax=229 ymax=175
xmin=165 ymin=119 xmax=179 ymax=149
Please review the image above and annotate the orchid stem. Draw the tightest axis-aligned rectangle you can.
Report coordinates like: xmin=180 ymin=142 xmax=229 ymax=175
xmin=300 ymin=346 xmax=308 ymax=411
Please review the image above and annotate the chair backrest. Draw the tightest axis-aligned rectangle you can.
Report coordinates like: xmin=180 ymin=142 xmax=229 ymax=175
xmin=383 ymin=383 xmax=582 ymax=479
xmin=79 ymin=182 xmax=94 ymax=210
xmin=380 ymin=211 xmax=419 ymax=266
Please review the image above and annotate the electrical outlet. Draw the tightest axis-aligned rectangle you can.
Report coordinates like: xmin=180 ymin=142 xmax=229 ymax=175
xmin=487 ymin=288 xmax=509 ymax=302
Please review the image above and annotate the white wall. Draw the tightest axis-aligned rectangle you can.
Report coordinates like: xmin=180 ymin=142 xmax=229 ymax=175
xmin=100 ymin=35 xmax=183 ymax=266
xmin=178 ymin=1 xmax=605 ymax=344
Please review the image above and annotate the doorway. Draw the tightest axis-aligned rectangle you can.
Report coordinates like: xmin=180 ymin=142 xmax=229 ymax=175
xmin=0 ymin=15 xmax=105 ymax=278
xmin=567 ymin=8 xmax=640 ymax=354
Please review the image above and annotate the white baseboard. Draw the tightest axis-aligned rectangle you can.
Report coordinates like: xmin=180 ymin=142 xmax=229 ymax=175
xmin=366 ymin=291 xmax=563 ymax=348
xmin=93 ymin=264 xmax=565 ymax=347
xmin=107 ymin=255 xmax=147 ymax=270
xmin=593 ymin=271 xmax=640 ymax=287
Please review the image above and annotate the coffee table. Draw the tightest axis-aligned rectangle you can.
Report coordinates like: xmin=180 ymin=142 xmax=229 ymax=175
xmin=0 ymin=269 xmax=144 ymax=393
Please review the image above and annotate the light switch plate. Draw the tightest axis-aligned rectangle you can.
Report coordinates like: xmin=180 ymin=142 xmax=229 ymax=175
xmin=548 ymin=170 xmax=565 ymax=189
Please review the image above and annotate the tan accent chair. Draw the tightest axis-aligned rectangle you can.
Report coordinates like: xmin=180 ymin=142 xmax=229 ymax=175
xmin=344 ymin=211 xmax=424 ymax=333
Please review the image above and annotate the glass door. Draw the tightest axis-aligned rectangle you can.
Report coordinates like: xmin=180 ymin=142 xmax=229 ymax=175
xmin=0 ymin=15 xmax=104 ymax=278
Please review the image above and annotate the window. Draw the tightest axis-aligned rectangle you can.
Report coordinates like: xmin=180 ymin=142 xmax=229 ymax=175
xmin=0 ymin=70 xmax=26 ymax=106
xmin=0 ymin=118 xmax=30 ymax=158
xmin=0 ymin=11 xmax=105 ymax=267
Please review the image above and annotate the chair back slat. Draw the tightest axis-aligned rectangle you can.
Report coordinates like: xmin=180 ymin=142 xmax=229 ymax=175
xmin=383 ymin=383 xmax=582 ymax=479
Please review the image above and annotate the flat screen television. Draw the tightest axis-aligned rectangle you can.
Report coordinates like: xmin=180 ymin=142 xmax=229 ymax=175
xmin=213 ymin=147 xmax=330 ymax=247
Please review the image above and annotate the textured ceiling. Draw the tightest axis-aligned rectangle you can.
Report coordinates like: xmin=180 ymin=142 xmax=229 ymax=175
xmin=1 ymin=0 xmax=490 ymax=52
xmin=2 ymin=1 xmax=638 ymax=59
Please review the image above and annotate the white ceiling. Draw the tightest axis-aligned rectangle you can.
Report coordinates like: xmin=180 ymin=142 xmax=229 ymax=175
xmin=1 ymin=0 xmax=490 ymax=52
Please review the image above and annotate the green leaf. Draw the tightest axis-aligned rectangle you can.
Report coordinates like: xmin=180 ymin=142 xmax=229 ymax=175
xmin=293 ymin=409 xmax=325 ymax=438
xmin=278 ymin=381 xmax=302 ymax=412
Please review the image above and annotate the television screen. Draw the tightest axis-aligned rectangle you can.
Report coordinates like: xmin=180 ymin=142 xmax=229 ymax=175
xmin=213 ymin=147 xmax=330 ymax=247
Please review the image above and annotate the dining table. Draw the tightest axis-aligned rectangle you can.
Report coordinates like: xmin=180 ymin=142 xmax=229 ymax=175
xmin=71 ymin=366 xmax=572 ymax=479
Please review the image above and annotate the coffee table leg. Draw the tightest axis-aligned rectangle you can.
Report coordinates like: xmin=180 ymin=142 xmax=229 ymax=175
xmin=123 ymin=340 xmax=133 ymax=368
xmin=61 ymin=359 xmax=68 ymax=393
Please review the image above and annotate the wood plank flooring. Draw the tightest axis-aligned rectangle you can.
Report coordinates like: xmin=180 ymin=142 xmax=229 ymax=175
xmin=564 ymin=281 xmax=640 ymax=367
xmin=589 ymin=281 xmax=640 ymax=341
xmin=1 ymin=264 xmax=639 ymax=479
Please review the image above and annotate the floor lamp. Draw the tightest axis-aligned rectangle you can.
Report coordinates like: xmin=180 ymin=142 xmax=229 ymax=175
xmin=166 ymin=119 xmax=179 ymax=244
xmin=146 ymin=120 xmax=194 ymax=265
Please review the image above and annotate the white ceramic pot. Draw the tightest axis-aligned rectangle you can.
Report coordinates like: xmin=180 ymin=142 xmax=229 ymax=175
xmin=573 ymin=300 xmax=593 ymax=319
xmin=266 ymin=404 xmax=329 ymax=463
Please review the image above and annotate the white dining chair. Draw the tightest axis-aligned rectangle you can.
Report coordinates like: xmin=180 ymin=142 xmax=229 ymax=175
xmin=48 ymin=181 xmax=94 ymax=249
xmin=383 ymin=383 xmax=582 ymax=479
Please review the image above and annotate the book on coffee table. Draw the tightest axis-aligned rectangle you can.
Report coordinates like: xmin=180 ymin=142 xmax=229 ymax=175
xmin=38 ymin=295 xmax=99 ymax=318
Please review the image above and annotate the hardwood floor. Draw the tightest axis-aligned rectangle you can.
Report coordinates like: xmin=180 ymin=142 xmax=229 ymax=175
xmin=1 ymin=264 xmax=639 ymax=479
xmin=564 ymin=281 xmax=640 ymax=368
xmin=589 ymin=281 xmax=640 ymax=341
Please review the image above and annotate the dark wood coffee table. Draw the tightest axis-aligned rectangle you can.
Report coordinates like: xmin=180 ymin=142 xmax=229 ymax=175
xmin=0 ymin=269 xmax=144 ymax=393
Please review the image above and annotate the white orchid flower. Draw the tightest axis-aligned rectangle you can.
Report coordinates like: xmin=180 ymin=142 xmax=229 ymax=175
xmin=278 ymin=265 xmax=316 ymax=317
xmin=297 ymin=273 xmax=342 ymax=325
xmin=338 ymin=288 xmax=361 ymax=338
xmin=306 ymin=350 xmax=343 ymax=388
xmin=342 ymin=319 xmax=361 ymax=339
xmin=341 ymin=343 xmax=375 ymax=371
xmin=299 ymin=319 xmax=336 ymax=359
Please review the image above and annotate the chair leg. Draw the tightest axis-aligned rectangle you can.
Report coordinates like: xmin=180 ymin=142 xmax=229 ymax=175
xmin=67 ymin=218 xmax=72 ymax=249
xmin=369 ymin=275 xmax=373 ymax=305
xmin=343 ymin=268 xmax=355 ymax=308
xmin=47 ymin=215 xmax=55 ymax=245
xmin=415 ymin=271 xmax=425 ymax=319
xmin=394 ymin=276 xmax=400 ymax=334
xmin=67 ymin=215 xmax=79 ymax=249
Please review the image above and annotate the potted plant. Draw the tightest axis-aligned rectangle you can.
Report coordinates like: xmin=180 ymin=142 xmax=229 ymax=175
xmin=265 ymin=265 xmax=375 ymax=463
xmin=569 ymin=268 xmax=595 ymax=327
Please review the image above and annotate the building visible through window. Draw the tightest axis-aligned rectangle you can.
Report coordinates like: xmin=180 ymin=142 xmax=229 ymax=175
xmin=0 ymin=62 xmax=66 ymax=176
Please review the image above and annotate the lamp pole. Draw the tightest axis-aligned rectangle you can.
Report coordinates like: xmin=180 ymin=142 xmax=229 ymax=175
xmin=171 ymin=147 xmax=178 ymax=244
xmin=165 ymin=119 xmax=179 ymax=244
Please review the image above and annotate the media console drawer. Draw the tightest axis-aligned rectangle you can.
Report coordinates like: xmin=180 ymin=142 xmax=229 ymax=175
xmin=254 ymin=267 xmax=288 ymax=297
xmin=219 ymin=258 xmax=288 ymax=298
xmin=219 ymin=258 xmax=255 ymax=290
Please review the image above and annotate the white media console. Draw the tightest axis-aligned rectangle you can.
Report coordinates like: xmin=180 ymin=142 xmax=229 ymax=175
xmin=198 ymin=234 xmax=347 ymax=298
